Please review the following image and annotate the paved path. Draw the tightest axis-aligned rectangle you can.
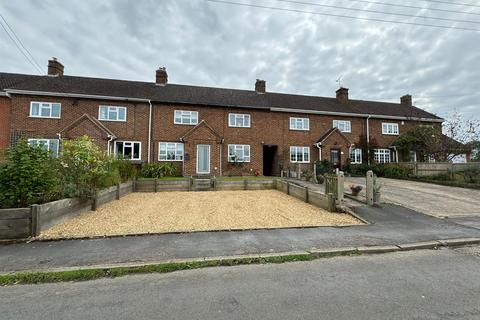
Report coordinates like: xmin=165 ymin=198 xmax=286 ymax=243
xmin=1 ymin=204 xmax=479 ymax=273
xmin=2 ymin=246 xmax=480 ymax=320
xmin=346 ymin=177 xmax=480 ymax=218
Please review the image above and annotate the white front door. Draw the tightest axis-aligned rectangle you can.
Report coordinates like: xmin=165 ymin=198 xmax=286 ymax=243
xmin=196 ymin=144 xmax=211 ymax=174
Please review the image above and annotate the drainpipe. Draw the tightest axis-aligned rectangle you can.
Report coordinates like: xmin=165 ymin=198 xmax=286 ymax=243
xmin=366 ymin=115 xmax=371 ymax=165
xmin=56 ymin=132 xmax=61 ymax=155
xmin=107 ymin=134 xmax=115 ymax=156
xmin=147 ymin=100 xmax=153 ymax=163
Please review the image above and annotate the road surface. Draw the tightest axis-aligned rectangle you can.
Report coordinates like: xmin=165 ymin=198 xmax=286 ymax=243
xmin=1 ymin=246 xmax=480 ymax=320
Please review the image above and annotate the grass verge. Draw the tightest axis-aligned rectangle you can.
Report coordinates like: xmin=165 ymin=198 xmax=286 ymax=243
xmin=0 ymin=251 xmax=362 ymax=286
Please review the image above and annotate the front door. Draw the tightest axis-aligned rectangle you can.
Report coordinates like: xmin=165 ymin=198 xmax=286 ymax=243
xmin=196 ymin=144 xmax=211 ymax=174
xmin=330 ymin=149 xmax=341 ymax=169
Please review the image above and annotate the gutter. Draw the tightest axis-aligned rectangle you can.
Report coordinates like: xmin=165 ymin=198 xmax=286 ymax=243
xmin=4 ymin=89 xmax=150 ymax=103
xmin=270 ymin=107 xmax=444 ymax=123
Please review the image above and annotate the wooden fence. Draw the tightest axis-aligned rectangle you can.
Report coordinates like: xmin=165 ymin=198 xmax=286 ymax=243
xmin=398 ymin=162 xmax=480 ymax=176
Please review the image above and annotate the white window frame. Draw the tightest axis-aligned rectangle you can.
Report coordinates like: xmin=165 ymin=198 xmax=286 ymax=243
xmin=29 ymin=102 xmax=61 ymax=119
xmin=289 ymin=117 xmax=310 ymax=131
xmin=228 ymin=113 xmax=251 ymax=128
xmin=98 ymin=106 xmax=127 ymax=122
xmin=290 ymin=146 xmax=310 ymax=163
xmin=158 ymin=142 xmax=184 ymax=161
xmin=350 ymin=148 xmax=362 ymax=164
xmin=333 ymin=120 xmax=351 ymax=133
xmin=114 ymin=141 xmax=142 ymax=161
xmin=174 ymin=110 xmax=198 ymax=125
xmin=28 ymin=138 xmax=60 ymax=157
xmin=227 ymin=144 xmax=251 ymax=162
xmin=374 ymin=149 xmax=391 ymax=163
xmin=382 ymin=122 xmax=399 ymax=135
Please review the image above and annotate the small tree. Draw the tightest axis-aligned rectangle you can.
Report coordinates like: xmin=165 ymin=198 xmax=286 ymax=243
xmin=0 ymin=139 xmax=61 ymax=208
xmin=60 ymin=136 xmax=120 ymax=198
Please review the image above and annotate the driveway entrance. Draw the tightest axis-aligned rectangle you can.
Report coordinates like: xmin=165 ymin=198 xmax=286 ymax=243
xmin=346 ymin=177 xmax=480 ymax=219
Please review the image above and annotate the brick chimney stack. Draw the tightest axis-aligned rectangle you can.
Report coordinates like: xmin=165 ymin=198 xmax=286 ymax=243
xmin=156 ymin=67 xmax=168 ymax=86
xmin=48 ymin=57 xmax=64 ymax=76
xmin=336 ymin=87 xmax=349 ymax=103
xmin=400 ymin=94 xmax=412 ymax=107
xmin=255 ymin=79 xmax=266 ymax=94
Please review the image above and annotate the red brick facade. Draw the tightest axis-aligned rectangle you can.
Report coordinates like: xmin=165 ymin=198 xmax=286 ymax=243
xmin=2 ymin=93 xmax=442 ymax=176
xmin=0 ymin=96 xmax=11 ymax=151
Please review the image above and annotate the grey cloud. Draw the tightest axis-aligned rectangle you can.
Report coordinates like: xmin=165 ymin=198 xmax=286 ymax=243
xmin=0 ymin=0 xmax=479 ymax=120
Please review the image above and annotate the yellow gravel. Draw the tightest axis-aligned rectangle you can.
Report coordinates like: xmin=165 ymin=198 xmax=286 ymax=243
xmin=40 ymin=190 xmax=361 ymax=239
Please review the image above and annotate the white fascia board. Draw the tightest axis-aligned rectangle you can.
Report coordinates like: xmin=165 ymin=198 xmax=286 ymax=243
xmin=5 ymin=89 xmax=150 ymax=102
xmin=270 ymin=107 xmax=444 ymax=122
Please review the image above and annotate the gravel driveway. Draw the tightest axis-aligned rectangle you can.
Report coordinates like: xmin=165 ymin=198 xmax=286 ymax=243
xmin=40 ymin=190 xmax=360 ymax=239
xmin=346 ymin=177 xmax=480 ymax=218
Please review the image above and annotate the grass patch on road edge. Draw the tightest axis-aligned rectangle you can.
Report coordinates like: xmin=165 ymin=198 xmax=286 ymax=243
xmin=0 ymin=254 xmax=318 ymax=286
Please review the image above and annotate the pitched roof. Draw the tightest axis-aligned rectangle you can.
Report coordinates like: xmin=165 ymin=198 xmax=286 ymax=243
xmin=0 ymin=72 xmax=442 ymax=121
xmin=60 ymin=113 xmax=116 ymax=138
xmin=316 ymin=128 xmax=352 ymax=145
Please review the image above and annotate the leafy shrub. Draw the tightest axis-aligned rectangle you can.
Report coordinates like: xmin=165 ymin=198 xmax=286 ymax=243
xmin=60 ymin=136 xmax=120 ymax=198
xmin=0 ymin=140 xmax=61 ymax=208
xmin=140 ymin=162 xmax=180 ymax=178
xmin=457 ymin=168 xmax=480 ymax=183
xmin=113 ymin=158 xmax=137 ymax=182
xmin=315 ymin=160 xmax=334 ymax=175
xmin=348 ymin=163 xmax=412 ymax=179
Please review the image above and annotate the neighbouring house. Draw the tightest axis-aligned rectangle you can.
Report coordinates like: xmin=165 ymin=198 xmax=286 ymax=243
xmin=0 ymin=58 xmax=444 ymax=176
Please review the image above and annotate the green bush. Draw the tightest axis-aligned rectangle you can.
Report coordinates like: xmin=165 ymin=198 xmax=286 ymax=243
xmin=60 ymin=136 xmax=120 ymax=198
xmin=0 ymin=140 xmax=62 ymax=208
xmin=348 ymin=163 xmax=412 ymax=179
xmin=113 ymin=158 xmax=137 ymax=182
xmin=315 ymin=160 xmax=334 ymax=175
xmin=140 ymin=162 xmax=180 ymax=178
xmin=457 ymin=168 xmax=480 ymax=183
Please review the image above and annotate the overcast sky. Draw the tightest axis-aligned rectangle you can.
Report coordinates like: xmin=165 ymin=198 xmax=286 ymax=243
xmin=1 ymin=0 xmax=479 ymax=119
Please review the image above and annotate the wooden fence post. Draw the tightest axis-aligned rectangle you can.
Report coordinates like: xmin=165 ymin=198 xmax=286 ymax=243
xmin=30 ymin=204 xmax=40 ymax=237
xmin=133 ymin=177 xmax=137 ymax=192
xmin=244 ymin=178 xmax=248 ymax=190
xmin=287 ymin=181 xmax=290 ymax=195
xmin=366 ymin=170 xmax=374 ymax=206
xmin=154 ymin=178 xmax=158 ymax=193
xmin=327 ymin=193 xmax=336 ymax=212
xmin=116 ymin=183 xmax=120 ymax=200
xmin=336 ymin=171 xmax=344 ymax=206
xmin=305 ymin=186 xmax=309 ymax=203
xmin=92 ymin=189 xmax=98 ymax=211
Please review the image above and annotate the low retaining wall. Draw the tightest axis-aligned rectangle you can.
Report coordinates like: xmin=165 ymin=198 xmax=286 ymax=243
xmin=134 ymin=178 xmax=276 ymax=192
xmin=0 ymin=181 xmax=134 ymax=240
xmin=276 ymin=180 xmax=336 ymax=212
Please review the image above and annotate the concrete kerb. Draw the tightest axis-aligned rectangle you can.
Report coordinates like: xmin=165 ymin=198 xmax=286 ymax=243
xmin=3 ymin=239 xmax=480 ymax=277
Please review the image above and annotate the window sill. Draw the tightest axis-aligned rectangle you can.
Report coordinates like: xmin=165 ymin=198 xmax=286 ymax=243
xmin=99 ymin=119 xmax=127 ymax=122
xmin=29 ymin=115 xmax=61 ymax=119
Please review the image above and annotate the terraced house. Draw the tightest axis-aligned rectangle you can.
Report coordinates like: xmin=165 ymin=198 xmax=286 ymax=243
xmin=0 ymin=58 xmax=443 ymax=176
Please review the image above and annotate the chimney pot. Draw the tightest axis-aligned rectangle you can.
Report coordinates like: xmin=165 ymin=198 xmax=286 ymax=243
xmin=156 ymin=67 xmax=168 ymax=86
xmin=48 ymin=57 xmax=64 ymax=76
xmin=336 ymin=87 xmax=349 ymax=103
xmin=255 ymin=79 xmax=266 ymax=93
xmin=401 ymin=94 xmax=412 ymax=107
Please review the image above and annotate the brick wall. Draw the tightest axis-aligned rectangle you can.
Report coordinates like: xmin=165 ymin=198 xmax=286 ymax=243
xmin=6 ymin=94 xmax=439 ymax=175
xmin=0 ymin=96 xmax=11 ymax=151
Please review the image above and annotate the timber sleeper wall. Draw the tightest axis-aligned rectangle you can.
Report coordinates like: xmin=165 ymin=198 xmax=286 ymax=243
xmin=275 ymin=180 xmax=336 ymax=212
xmin=0 ymin=181 xmax=134 ymax=240
xmin=134 ymin=178 xmax=276 ymax=192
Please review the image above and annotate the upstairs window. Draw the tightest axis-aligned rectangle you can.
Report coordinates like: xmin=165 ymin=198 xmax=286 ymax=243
xmin=374 ymin=149 xmax=391 ymax=163
xmin=30 ymin=102 xmax=61 ymax=119
xmin=228 ymin=144 xmax=251 ymax=162
xmin=174 ymin=110 xmax=198 ymax=125
xmin=290 ymin=146 xmax=310 ymax=163
xmin=350 ymin=148 xmax=362 ymax=164
xmin=228 ymin=113 xmax=251 ymax=128
xmin=115 ymin=141 xmax=141 ymax=160
xmin=99 ymin=106 xmax=126 ymax=121
xmin=159 ymin=142 xmax=184 ymax=161
xmin=382 ymin=123 xmax=399 ymax=135
xmin=333 ymin=120 xmax=351 ymax=133
xmin=28 ymin=138 xmax=59 ymax=157
xmin=289 ymin=117 xmax=309 ymax=131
